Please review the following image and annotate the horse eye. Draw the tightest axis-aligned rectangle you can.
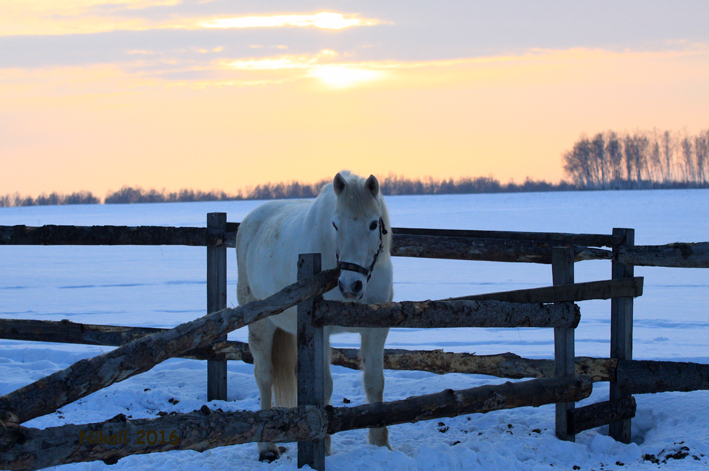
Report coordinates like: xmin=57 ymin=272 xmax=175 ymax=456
xmin=369 ymin=220 xmax=378 ymax=231
xmin=332 ymin=222 xmax=338 ymax=231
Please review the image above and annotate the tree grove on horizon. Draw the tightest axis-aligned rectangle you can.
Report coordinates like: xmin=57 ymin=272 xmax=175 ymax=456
xmin=562 ymin=129 xmax=709 ymax=189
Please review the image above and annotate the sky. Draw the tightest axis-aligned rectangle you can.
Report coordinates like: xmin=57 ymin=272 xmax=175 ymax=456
xmin=1 ymin=1 xmax=709 ymax=198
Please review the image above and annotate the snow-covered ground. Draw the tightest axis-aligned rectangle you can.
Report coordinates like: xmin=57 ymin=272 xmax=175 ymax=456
xmin=1 ymin=189 xmax=708 ymax=470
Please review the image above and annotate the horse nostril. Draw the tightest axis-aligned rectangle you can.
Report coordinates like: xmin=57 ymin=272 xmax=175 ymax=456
xmin=352 ymin=280 xmax=363 ymax=293
xmin=338 ymin=280 xmax=345 ymax=293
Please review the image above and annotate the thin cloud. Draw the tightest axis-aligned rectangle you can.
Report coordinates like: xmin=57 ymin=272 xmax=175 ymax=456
xmin=222 ymin=50 xmax=338 ymax=70
xmin=221 ymin=50 xmax=386 ymax=88
xmin=1 ymin=5 xmax=384 ymax=36
xmin=199 ymin=12 xmax=380 ymax=30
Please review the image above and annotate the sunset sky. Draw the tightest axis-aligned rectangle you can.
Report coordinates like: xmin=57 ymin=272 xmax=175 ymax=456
xmin=2 ymin=1 xmax=708 ymax=197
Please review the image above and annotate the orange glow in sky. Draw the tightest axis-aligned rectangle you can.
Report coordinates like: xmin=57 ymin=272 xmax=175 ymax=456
xmin=1 ymin=2 xmax=708 ymax=198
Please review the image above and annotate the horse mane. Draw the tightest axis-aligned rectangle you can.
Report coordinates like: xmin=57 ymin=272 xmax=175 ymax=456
xmin=320 ymin=171 xmax=392 ymax=254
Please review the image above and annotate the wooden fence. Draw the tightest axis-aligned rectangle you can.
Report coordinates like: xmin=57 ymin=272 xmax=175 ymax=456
xmin=1 ymin=213 xmax=709 ymax=470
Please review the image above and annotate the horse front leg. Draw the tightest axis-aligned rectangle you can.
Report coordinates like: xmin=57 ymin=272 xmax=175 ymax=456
xmin=248 ymin=320 xmax=281 ymax=462
xmin=360 ymin=327 xmax=392 ymax=449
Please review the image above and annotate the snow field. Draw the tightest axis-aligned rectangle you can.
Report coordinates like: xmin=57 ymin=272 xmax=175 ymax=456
xmin=1 ymin=189 xmax=708 ymax=470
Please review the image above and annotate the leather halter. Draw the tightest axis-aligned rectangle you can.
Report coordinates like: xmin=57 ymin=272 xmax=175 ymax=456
xmin=336 ymin=217 xmax=388 ymax=282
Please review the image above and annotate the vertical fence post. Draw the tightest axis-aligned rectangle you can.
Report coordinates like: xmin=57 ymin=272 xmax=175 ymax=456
xmin=553 ymin=246 xmax=575 ymax=441
xmin=297 ymin=253 xmax=326 ymax=471
xmin=610 ymin=228 xmax=635 ymax=443
xmin=207 ymin=213 xmax=227 ymax=402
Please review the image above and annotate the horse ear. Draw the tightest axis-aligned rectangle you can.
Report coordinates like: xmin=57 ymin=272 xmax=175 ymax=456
xmin=365 ymin=175 xmax=379 ymax=197
xmin=333 ymin=173 xmax=347 ymax=195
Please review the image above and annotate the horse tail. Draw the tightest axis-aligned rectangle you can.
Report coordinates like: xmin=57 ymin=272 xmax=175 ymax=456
xmin=272 ymin=327 xmax=297 ymax=408
xmin=236 ymin=235 xmax=253 ymax=306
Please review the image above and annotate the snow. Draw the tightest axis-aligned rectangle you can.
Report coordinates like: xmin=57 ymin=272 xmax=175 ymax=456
xmin=1 ymin=189 xmax=708 ymax=470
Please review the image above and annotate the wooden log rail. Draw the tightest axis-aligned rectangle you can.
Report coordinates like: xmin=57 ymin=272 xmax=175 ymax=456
xmin=326 ymin=374 xmax=592 ymax=434
xmin=334 ymin=349 xmax=617 ymax=382
xmin=3 ymin=224 xmax=708 ymax=268
xmin=618 ymin=242 xmax=709 ymax=268
xmin=336 ymin=352 xmax=709 ymax=396
xmin=0 ymin=375 xmax=592 ymax=471
xmin=567 ymin=397 xmax=637 ymax=435
xmin=0 ymin=406 xmax=327 ymax=471
xmin=0 ymin=318 xmax=617 ymax=382
xmin=390 ymin=233 xmax=613 ymax=264
xmin=314 ymin=299 xmax=581 ymax=329
xmin=452 ymin=277 xmax=643 ymax=304
xmin=617 ymin=360 xmax=709 ymax=395
xmin=0 ymin=319 xmax=173 ymax=349
xmin=0 ymin=269 xmax=339 ymax=425
xmin=391 ymin=227 xmax=623 ymax=247
xmin=394 ymin=237 xmax=709 ymax=267
xmin=1 ymin=225 xmax=617 ymax=247
xmin=0 ymin=225 xmax=218 ymax=247
xmin=1 ymin=224 xmax=614 ymax=264
xmin=0 ymin=318 xmax=254 ymax=364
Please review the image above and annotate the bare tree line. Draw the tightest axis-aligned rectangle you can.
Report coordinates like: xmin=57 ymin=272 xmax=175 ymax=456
xmin=0 ymin=191 xmax=100 ymax=208
xmin=0 ymin=175 xmax=577 ymax=207
xmin=103 ymin=187 xmax=236 ymax=204
xmin=563 ymin=129 xmax=709 ymax=189
xmin=3 ymin=130 xmax=708 ymax=208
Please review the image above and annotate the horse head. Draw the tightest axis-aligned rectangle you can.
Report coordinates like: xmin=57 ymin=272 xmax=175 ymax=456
xmin=331 ymin=172 xmax=390 ymax=300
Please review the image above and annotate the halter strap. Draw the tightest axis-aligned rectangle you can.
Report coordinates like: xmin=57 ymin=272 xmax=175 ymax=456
xmin=337 ymin=217 xmax=388 ymax=282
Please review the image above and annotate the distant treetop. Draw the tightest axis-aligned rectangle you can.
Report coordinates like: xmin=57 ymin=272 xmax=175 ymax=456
xmin=563 ymin=128 xmax=709 ymax=189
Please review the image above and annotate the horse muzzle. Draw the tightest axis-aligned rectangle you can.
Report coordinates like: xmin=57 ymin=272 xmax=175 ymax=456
xmin=338 ymin=274 xmax=365 ymax=300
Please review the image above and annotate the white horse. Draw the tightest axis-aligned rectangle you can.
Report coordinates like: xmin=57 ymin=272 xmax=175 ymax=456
xmin=236 ymin=171 xmax=394 ymax=462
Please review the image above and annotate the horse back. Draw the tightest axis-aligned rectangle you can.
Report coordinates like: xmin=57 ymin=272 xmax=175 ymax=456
xmin=237 ymin=200 xmax=321 ymax=302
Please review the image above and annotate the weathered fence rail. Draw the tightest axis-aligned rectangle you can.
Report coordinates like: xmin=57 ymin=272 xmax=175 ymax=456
xmin=617 ymin=360 xmax=709 ymax=395
xmin=335 ymin=349 xmax=618 ymax=382
xmin=391 ymin=227 xmax=624 ymax=247
xmin=314 ymin=299 xmax=580 ymax=329
xmin=0 ymin=318 xmax=613 ymax=380
xmin=567 ymin=397 xmax=637 ymax=436
xmin=3 ymin=224 xmax=708 ymax=267
xmin=0 ymin=224 xmax=220 ymax=247
xmin=0 ymin=375 xmax=592 ymax=471
xmin=453 ymin=277 xmax=643 ymax=303
xmin=390 ymin=233 xmax=613 ymax=263
xmin=618 ymin=242 xmax=709 ymax=268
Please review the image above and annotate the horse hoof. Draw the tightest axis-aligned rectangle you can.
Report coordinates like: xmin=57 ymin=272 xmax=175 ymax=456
xmin=278 ymin=446 xmax=288 ymax=454
xmin=259 ymin=450 xmax=279 ymax=463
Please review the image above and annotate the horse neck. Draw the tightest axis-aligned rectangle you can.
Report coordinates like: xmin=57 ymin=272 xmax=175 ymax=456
xmin=302 ymin=189 xmax=338 ymax=251
xmin=376 ymin=195 xmax=392 ymax=255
